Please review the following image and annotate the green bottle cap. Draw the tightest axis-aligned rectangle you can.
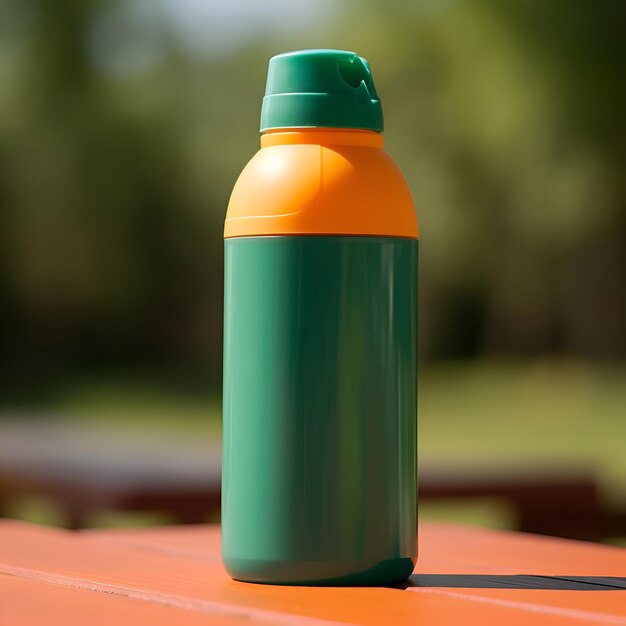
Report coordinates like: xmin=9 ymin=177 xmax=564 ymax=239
xmin=260 ymin=49 xmax=384 ymax=133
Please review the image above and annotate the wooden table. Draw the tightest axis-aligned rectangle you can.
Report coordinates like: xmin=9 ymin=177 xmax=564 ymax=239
xmin=1 ymin=520 xmax=625 ymax=625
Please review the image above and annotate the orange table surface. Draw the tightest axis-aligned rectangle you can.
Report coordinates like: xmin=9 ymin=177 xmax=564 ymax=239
xmin=1 ymin=520 xmax=625 ymax=625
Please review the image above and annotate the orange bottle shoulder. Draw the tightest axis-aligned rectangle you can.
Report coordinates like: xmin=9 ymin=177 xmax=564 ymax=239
xmin=224 ymin=130 xmax=418 ymax=239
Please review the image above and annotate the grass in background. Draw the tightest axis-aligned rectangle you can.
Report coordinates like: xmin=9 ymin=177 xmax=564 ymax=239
xmin=420 ymin=360 xmax=626 ymax=495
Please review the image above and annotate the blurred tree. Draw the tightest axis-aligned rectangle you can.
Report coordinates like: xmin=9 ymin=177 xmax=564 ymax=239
xmin=324 ymin=0 xmax=626 ymax=357
xmin=0 ymin=0 xmax=624 ymax=397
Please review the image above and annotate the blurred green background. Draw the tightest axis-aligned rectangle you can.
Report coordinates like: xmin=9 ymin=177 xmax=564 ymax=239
xmin=0 ymin=0 xmax=624 ymax=537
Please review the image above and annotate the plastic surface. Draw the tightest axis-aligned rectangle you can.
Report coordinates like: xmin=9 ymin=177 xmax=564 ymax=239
xmin=222 ymin=236 xmax=418 ymax=585
xmin=260 ymin=49 xmax=383 ymax=132
xmin=224 ymin=129 xmax=418 ymax=239
xmin=223 ymin=54 xmax=418 ymax=585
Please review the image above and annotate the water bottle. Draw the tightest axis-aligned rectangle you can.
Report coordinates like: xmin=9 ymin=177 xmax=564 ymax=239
xmin=222 ymin=49 xmax=418 ymax=585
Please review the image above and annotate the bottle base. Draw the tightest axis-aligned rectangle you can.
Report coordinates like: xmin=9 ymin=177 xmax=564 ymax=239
xmin=223 ymin=555 xmax=416 ymax=586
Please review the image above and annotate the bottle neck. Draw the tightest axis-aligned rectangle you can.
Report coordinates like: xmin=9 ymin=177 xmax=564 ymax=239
xmin=261 ymin=128 xmax=384 ymax=148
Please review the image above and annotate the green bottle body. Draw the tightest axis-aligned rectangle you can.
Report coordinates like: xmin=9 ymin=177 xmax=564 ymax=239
xmin=222 ymin=236 xmax=418 ymax=585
